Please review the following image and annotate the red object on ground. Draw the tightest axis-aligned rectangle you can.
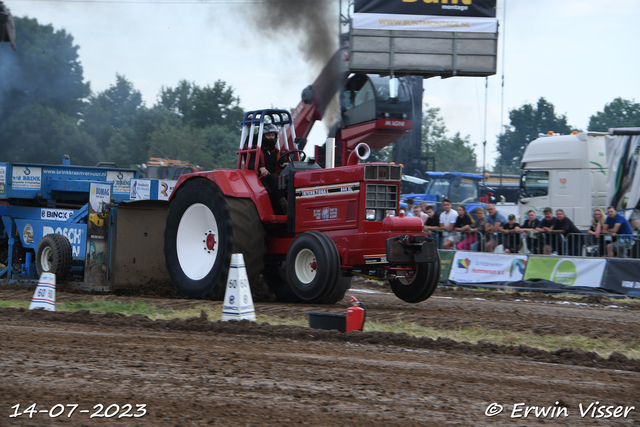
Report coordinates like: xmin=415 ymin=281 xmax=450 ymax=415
xmin=346 ymin=296 xmax=366 ymax=332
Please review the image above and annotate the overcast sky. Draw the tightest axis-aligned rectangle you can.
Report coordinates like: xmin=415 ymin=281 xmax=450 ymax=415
xmin=5 ymin=0 xmax=640 ymax=170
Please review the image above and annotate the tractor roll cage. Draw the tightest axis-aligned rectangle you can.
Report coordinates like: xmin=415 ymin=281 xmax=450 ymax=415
xmin=237 ymin=109 xmax=300 ymax=173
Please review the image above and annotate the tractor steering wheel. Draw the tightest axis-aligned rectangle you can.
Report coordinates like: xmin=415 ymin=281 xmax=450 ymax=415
xmin=278 ymin=149 xmax=307 ymax=167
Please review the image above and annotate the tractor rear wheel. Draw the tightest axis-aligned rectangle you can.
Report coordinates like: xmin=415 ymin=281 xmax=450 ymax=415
xmin=389 ymin=253 xmax=441 ymax=303
xmin=285 ymin=231 xmax=340 ymax=303
xmin=164 ymin=179 xmax=265 ymax=300
xmin=35 ymin=234 xmax=73 ymax=282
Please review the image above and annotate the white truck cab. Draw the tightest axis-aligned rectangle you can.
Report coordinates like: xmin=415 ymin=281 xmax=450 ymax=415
xmin=519 ymin=131 xmax=608 ymax=229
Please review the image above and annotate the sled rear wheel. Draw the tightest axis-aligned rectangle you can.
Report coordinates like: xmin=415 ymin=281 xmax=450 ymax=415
xmin=35 ymin=234 xmax=73 ymax=282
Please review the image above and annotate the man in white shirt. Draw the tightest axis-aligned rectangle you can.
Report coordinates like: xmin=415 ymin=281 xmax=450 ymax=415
xmin=412 ymin=205 xmax=428 ymax=223
xmin=440 ymin=198 xmax=459 ymax=250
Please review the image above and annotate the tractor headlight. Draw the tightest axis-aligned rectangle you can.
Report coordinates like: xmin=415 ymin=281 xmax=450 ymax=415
xmin=385 ymin=210 xmax=396 ymax=217
xmin=365 ymin=209 xmax=376 ymax=220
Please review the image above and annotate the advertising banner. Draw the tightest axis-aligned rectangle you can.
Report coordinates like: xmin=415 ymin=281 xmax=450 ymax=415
xmin=355 ymin=0 xmax=497 ymax=18
xmin=12 ymin=165 xmax=42 ymax=190
xmin=449 ymin=252 xmax=527 ymax=283
xmin=0 ymin=166 xmax=5 ymax=196
xmin=602 ymin=259 xmax=640 ymax=296
xmin=40 ymin=208 xmax=75 ymax=222
xmin=106 ymin=170 xmax=134 ymax=194
xmin=354 ymin=0 xmax=497 ymax=32
xmin=605 ymin=133 xmax=640 ymax=214
xmin=130 ymin=179 xmax=151 ymax=201
xmin=85 ymin=183 xmax=111 ymax=288
xmin=438 ymin=250 xmax=454 ymax=282
xmin=523 ymin=257 xmax=606 ymax=288
xmin=157 ymin=180 xmax=176 ymax=201
xmin=15 ymin=218 xmax=87 ymax=259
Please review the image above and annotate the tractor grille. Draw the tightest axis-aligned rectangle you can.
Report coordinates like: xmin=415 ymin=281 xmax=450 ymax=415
xmin=364 ymin=164 xmax=402 ymax=181
xmin=365 ymin=184 xmax=398 ymax=221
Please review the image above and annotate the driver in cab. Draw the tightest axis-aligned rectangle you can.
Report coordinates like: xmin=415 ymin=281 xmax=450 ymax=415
xmin=257 ymin=123 xmax=288 ymax=214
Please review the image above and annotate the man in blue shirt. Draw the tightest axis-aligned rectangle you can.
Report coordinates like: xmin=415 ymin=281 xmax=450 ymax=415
xmin=485 ymin=203 xmax=508 ymax=252
xmin=604 ymin=206 xmax=634 ymax=257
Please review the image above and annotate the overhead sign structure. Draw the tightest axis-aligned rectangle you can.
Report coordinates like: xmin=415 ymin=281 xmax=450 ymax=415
xmin=350 ymin=0 xmax=498 ymax=77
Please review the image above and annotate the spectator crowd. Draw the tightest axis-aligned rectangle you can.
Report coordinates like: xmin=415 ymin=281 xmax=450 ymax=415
xmin=401 ymin=200 xmax=637 ymax=258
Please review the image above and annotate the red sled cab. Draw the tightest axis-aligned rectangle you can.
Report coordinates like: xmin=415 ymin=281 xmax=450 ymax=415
xmin=164 ymin=109 xmax=440 ymax=304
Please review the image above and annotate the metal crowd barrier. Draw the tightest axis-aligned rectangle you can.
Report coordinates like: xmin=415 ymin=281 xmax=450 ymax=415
xmin=427 ymin=230 xmax=640 ymax=258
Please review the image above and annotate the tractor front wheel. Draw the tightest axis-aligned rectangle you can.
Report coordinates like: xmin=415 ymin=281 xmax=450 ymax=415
xmin=389 ymin=254 xmax=441 ymax=303
xmin=286 ymin=231 xmax=341 ymax=303
xmin=263 ymin=266 xmax=303 ymax=303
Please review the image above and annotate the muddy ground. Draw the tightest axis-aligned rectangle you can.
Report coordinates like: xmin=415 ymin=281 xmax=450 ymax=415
xmin=1 ymin=280 xmax=639 ymax=426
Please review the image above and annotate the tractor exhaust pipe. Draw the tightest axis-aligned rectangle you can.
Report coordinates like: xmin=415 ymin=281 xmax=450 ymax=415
xmin=347 ymin=143 xmax=371 ymax=166
xmin=325 ymin=137 xmax=336 ymax=168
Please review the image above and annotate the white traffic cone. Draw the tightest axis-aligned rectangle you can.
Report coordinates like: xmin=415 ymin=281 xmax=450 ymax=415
xmin=221 ymin=253 xmax=256 ymax=322
xmin=29 ymin=273 xmax=56 ymax=311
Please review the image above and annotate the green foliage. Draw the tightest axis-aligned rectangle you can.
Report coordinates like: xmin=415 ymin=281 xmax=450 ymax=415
xmin=201 ymin=125 xmax=240 ymax=169
xmin=0 ymin=17 xmax=245 ymax=169
xmin=158 ymin=80 xmax=244 ymax=129
xmin=143 ymin=123 xmax=237 ymax=171
xmin=82 ymin=74 xmax=142 ymax=138
xmin=421 ymin=104 xmax=477 ymax=173
xmin=588 ymin=97 xmax=640 ymax=131
xmin=495 ymin=97 xmax=575 ymax=173
xmin=0 ymin=16 xmax=93 ymax=164
xmin=430 ymin=132 xmax=478 ymax=173
xmin=2 ymin=104 xmax=100 ymax=165
xmin=81 ymin=74 xmax=146 ymax=167
xmin=79 ymin=77 xmax=243 ymax=169
xmin=0 ymin=17 xmax=89 ymax=116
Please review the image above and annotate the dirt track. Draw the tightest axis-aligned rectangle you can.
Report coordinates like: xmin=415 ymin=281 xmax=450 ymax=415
xmin=1 ymin=281 xmax=639 ymax=426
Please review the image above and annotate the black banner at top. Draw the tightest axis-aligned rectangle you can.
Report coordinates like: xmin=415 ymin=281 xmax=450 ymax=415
xmin=354 ymin=0 xmax=497 ymax=18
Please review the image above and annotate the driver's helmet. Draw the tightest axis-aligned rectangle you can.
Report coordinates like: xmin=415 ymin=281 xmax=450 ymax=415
xmin=262 ymin=123 xmax=279 ymax=148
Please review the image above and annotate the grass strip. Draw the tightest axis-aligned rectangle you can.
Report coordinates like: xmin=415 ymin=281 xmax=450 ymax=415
xmin=1 ymin=299 xmax=637 ymax=359
xmin=365 ymin=318 xmax=640 ymax=360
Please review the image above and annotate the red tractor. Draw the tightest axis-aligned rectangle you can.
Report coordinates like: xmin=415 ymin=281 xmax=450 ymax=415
xmin=163 ymin=109 xmax=440 ymax=304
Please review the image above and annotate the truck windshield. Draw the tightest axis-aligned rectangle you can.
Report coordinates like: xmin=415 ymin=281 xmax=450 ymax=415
xmin=427 ymin=179 xmax=450 ymax=200
xmin=426 ymin=178 xmax=479 ymax=203
xmin=520 ymin=171 xmax=549 ymax=197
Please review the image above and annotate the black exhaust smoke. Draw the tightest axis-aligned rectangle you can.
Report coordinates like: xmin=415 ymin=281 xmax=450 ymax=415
xmin=246 ymin=1 xmax=337 ymax=71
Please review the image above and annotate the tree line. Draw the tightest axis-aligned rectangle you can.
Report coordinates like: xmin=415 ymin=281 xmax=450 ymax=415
xmin=1 ymin=16 xmax=639 ymax=174
xmin=0 ymin=17 xmax=242 ymax=170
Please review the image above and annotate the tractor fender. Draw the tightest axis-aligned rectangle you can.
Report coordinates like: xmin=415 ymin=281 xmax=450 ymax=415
xmin=170 ymin=169 xmax=276 ymax=220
